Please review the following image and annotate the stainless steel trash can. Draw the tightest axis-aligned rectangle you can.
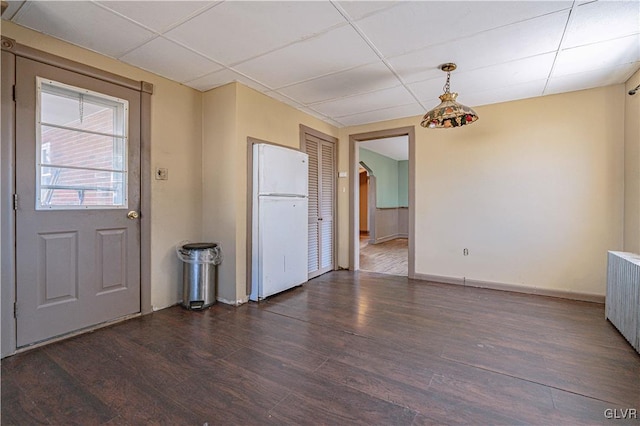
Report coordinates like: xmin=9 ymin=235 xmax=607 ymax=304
xmin=177 ymin=242 xmax=222 ymax=310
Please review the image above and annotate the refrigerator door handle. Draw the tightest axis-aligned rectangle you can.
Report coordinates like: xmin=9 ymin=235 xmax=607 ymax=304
xmin=259 ymin=193 xmax=307 ymax=198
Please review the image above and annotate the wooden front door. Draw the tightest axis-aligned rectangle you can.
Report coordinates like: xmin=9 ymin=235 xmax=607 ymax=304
xmin=15 ymin=57 xmax=141 ymax=347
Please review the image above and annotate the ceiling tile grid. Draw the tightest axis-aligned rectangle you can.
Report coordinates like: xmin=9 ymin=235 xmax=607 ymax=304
xmin=233 ymin=24 xmax=381 ymax=89
xmin=163 ymin=1 xmax=347 ymax=65
xmin=4 ymin=0 xmax=639 ymax=127
xmin=278 ymin=61 xmax=401 ymax=105
xmin=120 ymin=36 xmax=223 ymax=83
xmin=12 ymin=1 xmax=156 ymax=57
xmin=96 ymin=1 xmax=216 ymax=34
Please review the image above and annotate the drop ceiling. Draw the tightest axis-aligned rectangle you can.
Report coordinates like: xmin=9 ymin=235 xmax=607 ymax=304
xmin=3 ymin=1 xmax=639 ymax=128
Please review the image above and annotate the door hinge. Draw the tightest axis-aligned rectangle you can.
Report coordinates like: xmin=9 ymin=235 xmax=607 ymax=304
xmin=13 ymin=302 xmax=17 ymax=318
xmin=12 ymin=194 xmax=18 ymax=210
xmin=12 ymin=85 xmax=16 ymax=102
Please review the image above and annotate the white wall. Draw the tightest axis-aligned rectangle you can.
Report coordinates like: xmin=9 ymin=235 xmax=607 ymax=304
xmin=341 ymin=85 xmax=625 ymax=297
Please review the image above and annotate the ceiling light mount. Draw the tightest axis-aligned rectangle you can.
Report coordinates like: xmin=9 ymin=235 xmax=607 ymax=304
xmin=420 ymin=62 xmax=479 ymax=129
xmin=440 ymin=63 xmax=457 ymax=73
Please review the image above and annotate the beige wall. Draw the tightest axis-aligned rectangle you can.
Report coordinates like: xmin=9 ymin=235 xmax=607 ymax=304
xmin=624 ymin=69 xmax=640 ymax=253
xmin=2 ymin=21 xmax=633 ymax=306
xmin=2 ymin=22 xmax=204 ymax=310
xmin=341 ymin=86 xmax=625 ymax=296
xmin=201 ymin=83 xmax=238 ymax=303
xmin=202 ymin=83 xmax=338 ymax=302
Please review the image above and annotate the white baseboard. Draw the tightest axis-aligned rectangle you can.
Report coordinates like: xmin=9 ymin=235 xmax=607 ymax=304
xmin=412 ymin=273 xmax=604 ymax=304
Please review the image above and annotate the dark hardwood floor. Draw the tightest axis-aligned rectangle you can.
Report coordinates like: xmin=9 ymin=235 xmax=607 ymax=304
xmin=2 ymin=271 xmax=639 ymax=425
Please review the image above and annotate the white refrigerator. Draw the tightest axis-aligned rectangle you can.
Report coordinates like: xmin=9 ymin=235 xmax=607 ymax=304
xmin=250 ymin=143 xmax=308 ymax=301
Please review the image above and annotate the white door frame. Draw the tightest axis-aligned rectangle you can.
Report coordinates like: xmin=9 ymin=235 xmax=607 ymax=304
xmin=349 ymin=126 xmax=416 ymax=277
xmin=0 ymin=37 xmax=153 ymax=357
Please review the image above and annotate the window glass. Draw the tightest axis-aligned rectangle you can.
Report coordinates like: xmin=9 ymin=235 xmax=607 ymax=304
xmin=36 ymin=78 xmax=128 ymax=209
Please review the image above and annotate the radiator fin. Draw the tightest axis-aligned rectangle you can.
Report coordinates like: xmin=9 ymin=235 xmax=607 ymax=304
xmin=606 ymin=251 xmax=640 ymax=354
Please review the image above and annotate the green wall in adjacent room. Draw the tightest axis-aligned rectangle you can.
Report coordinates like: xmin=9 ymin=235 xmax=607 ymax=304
xmin=359 ymin=148 xmax=408 ymax=208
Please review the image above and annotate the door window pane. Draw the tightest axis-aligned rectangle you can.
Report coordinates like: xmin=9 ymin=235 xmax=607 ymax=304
xmin=36 ymin=78 xmax=128 ymax=209
xmin=40 ymin=167 xmax=125 ymax=207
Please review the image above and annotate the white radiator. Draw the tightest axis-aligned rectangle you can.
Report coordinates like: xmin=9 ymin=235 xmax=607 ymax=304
xmin=606 ymin=251 xmax=640 ymax=354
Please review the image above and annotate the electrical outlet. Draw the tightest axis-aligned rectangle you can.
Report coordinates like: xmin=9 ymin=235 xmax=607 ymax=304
xmin=463 ymin=248 xmax=469 ymax=256
xmin=156 ymin=168 xmax=168 ymax=180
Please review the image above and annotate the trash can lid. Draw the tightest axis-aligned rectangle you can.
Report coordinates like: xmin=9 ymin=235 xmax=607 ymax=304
xmin=182 ymin=242 xmax=218 ymax=250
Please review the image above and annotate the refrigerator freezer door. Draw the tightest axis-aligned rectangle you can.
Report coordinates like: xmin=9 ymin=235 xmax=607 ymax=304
xmin=251 ymin=196 xmax=308 ymax=301
xmin=256 ymin=144 xmax=308 ymax=196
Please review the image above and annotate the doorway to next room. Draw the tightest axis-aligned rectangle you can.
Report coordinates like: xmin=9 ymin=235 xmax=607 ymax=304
xmin=356 ymin=135 xmax=410 ymax=277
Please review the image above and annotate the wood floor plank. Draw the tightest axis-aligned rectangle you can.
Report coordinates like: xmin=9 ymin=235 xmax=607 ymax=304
xmin=224 ymin=347 xmax=417 ymax=425
xmin=0 ymin=373 xmax=50 ymax=425
xmin=2 ymin=270 xmax=639 ymax=424
xmin=159 ymin=358 xmax=290 ymax=425
xmin=2 ymin=350 xmax=116 ymax=425
xmin=42 ymin=333 xmax=205 ymax=425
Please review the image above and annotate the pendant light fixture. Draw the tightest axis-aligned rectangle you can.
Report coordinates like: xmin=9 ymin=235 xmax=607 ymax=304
xmin=420 ymin=63 xmax=478 ymax=129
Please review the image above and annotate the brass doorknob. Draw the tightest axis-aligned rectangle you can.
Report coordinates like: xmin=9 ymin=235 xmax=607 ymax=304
xmin=127 ymin=211 xmax=139 ymax=220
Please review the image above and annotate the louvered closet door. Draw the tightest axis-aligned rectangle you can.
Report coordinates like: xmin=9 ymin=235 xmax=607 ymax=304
xmin=305 ymin=134 xmax=335 ymax=279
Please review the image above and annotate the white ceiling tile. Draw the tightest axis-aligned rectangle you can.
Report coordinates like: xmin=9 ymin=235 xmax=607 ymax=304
xmin=407 ymin=77 xmax=449 ymax=106
xmin=455 ymin=53 xmax=557 ymax=93
xmin=461 ymin=79 xmax=547 ymax=107
xmin=165 ymin=1 xmax=346 ymax=65
xmin=563 ymin=0 xmax=640 ymax=49
xmin=187 ymin=68 xmax=269 ymax=93
xmin=97 ymin=1 xmax=214 ymax=33
xmin=3 ymin=1 xmax=25 ymax=20
xmin=312 ymin=86 xmax=416 ymax=117
xmin=545 ymin=62 xmax=640 ymax=95
xmin=355 ymin=1 xmax=573 ymax=58
xmin=121 ymin=37 xmax=221 ymax=83
xmin=234 ymin=25 xmax=380 ymax=89
xmin=6 ymin=0 xmax=638 ymax=126
xmin=13 ymin=1 xmax=155 ymax=58
xmin=278 ymin=61 xmax=400 ymax=105
xmin=554 ymin=34 xmax=640 ymax=77
xmin=334 ymin=103 xmax=424 ymax=127
xmin=389 ymin=10 xmax=569 ymax=83
xmin=337 ymin=1 xmax=398 ymax=20
xmin=411 ymin=53 xmax=556 ymax=104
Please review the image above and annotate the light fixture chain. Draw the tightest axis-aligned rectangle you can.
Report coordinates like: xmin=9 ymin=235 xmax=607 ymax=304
xmin=443 ymin=71 xmax=451 ymax=94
